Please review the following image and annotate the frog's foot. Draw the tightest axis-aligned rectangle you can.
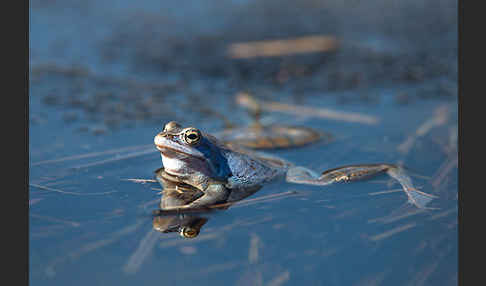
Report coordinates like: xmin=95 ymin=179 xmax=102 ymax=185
xmin=185 ymin=183 xmax=230 ymax=208
xmin=386 ymin=165 xmax=437 ymax=209
xmin=160 ymin=183 xmax=230 ymax=211
xmin=286 ymin=164 xmax=437 ymax=209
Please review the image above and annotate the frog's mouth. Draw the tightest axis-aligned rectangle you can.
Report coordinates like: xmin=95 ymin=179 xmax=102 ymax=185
xmin=155 ymin=145 xmax=196 ymax=158
xmin=154 ymin=135 xmax=205 ymax=159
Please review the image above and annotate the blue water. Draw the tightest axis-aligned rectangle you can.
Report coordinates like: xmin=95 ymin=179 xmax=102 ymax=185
xmin=29 ymin=1 xmax=457 ymax=285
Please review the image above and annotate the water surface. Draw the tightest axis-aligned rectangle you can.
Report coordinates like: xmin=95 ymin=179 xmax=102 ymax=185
xmin=29 ymin=1 xmax=457 ymax=285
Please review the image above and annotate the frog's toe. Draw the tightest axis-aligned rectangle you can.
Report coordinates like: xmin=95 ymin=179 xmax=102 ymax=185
xmin=386 ymin=166 xmax=437 ymax=209
xmin=405 ymin=188 xmax=438 ymax=209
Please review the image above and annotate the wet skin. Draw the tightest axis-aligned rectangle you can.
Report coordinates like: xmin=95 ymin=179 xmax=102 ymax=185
xmin=154 ymin=121 xmax=436 ymax=211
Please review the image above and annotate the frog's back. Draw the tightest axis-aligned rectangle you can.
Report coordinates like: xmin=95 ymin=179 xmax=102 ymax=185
xmin=204 ymin=132 xmax=290 ymax=189
xmin=223 ymin=147 xmax=289 ymax=190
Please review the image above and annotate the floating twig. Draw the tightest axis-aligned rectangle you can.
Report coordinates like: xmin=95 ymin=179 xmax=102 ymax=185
xmin=236 ymin=92 xmax=379 ymax=125
xmin=227 ymin=35 xmax=338 ymax=59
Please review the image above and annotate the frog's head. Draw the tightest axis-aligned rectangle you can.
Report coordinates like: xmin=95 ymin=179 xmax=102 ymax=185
xmin=154 ymin=121 xmax=231 ymax=183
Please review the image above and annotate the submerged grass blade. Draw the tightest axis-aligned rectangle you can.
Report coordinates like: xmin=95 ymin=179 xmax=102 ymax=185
xmin=369 ymin=222 xmax=417 ymax=241
xmin=397 ymin=105 xmax=450 ymax=154
xmin=30 ymin=183 xmax=117 ymax=196
xmin=70 ymin=148 xmax=156 ymax=170
xmin=31 ymin=144 xmax=153 ymax=166
xmin=30 ymin=213 xmax=80 ymax=227
xmin=123 ymin=229 xmax=160 ymax=275
xmin=44 ymin=220 xmax=144 ymax=277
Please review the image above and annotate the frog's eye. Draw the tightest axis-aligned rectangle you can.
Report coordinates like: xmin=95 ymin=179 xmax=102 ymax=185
xmin=182 ymin=128 xmax=202 ymax=145
xmin=179 ymin=227 xmax=199 ymax=238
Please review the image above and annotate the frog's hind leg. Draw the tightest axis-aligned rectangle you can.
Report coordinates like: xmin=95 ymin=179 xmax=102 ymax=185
xmin=286 ymin=164 xmax=437 ymax=209
xmin=286 ymin=164 xmax=389 ymax=186
xmin=286 ymin=166 xmax=330 ymax=186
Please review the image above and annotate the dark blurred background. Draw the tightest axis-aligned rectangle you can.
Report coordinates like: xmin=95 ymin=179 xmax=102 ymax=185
xmin=30 ymin=0 xmax=457 ymax=132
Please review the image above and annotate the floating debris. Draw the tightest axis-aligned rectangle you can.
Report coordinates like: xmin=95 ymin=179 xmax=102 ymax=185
xmin=227 ymin=35 xmax=339 ymax=59
xmin=236 ymin=92 xmax=379 ymax=125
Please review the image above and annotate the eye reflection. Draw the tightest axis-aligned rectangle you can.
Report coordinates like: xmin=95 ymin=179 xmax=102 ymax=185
xmin=179 ymin=227 xmax=199 ymax=238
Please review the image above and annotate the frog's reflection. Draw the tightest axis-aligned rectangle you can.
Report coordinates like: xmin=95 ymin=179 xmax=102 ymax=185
xmin=153 ymin=215 xmax=208 ymax=238
xmin=152 ymin=168 xmax=260 ymax=238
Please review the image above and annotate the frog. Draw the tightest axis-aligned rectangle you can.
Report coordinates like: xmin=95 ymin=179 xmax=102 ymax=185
xmin=154 ymin=121 xmax=436 ymax=211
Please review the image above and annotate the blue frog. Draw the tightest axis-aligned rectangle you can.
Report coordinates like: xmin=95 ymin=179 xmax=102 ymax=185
xmin=154 ymin=121 xmax=436 ymax=210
